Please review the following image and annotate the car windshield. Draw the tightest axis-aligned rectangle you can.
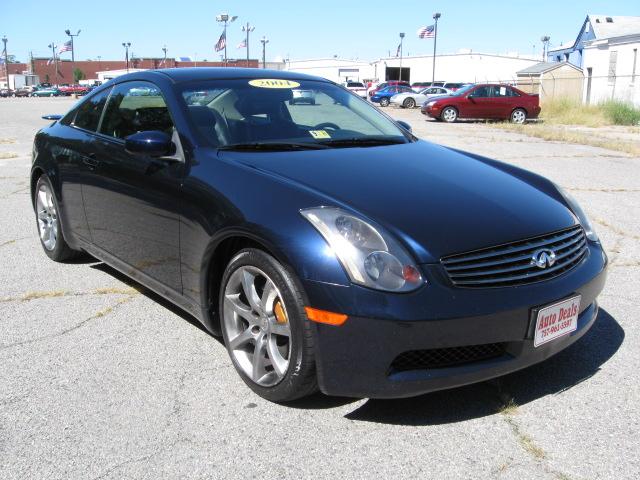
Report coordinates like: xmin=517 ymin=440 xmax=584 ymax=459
xmin=180 ymin=78 xmax=410 ymax=149
xmin=452 ymin=85 xmax=474 ymax=96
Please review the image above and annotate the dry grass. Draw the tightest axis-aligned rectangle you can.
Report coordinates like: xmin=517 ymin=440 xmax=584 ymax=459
xmin=541 ymin=98 xmax=610 ymax=127
xmin=496 ymin=123 xmax=640 ymax=156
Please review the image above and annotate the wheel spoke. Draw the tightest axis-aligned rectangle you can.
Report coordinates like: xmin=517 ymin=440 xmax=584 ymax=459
xmin=260 ymin=281 xmax=277 ymax=315
xmin=228 ymin=327 xmax=254 ymax=350
xmin=37 ymin=209 xmax=48 ymax=220
xmin=251 ymin=334 xmax=267 ymax=381
xmin=224 ymin=294 xmax=256 ymax=323
xmin=267 ymin=336 xmax=288 ymax=377
xmin=241 ymin=270 xmax=262 ymax=313
xmin=270 ymin=322 xmax=290 ymax=337
xmin=37 ymin=189 xmax=48 ymax=210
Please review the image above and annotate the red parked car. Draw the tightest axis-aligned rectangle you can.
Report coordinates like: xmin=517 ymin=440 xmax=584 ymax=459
xmin=368 ymin=80 xmax=411 ymax=98
xmin=421 ymin=84 xmax=541 ymax=123
xmin=58 ymin=84 xmax=89 ymax=96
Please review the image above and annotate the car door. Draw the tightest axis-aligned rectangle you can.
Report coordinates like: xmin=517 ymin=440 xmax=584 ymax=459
xmin=491 ymin=85 xmax=516 ymax=118
xmin=464 ymin=85 xmax=494 ymax=118
xmin=81 ymin=80 xmax=184 ymax=293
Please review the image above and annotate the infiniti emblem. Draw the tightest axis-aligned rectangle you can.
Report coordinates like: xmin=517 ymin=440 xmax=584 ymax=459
xmin=531 ymin=248 xmax=556 ymax=269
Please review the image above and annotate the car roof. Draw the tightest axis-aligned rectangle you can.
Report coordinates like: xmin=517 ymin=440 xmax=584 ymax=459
xmin=108 ymin=67 xmax=329 ymax=85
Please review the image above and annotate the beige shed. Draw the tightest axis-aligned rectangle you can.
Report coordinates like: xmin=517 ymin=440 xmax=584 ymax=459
xmin=516 ymin=62 xmax=584 ymax=102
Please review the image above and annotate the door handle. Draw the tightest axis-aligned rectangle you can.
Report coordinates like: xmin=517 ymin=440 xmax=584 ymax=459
xmin=83 ymin=154 xmax=99 ymax=168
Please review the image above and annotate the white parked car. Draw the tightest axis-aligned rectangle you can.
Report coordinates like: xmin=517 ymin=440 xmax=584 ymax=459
xmin=390 ymin=86 xmax=452 ymax=108
xmin=342 ymin=81 xmax=368 ymax=99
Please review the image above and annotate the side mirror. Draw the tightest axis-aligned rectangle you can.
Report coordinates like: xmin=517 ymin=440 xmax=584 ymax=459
xmin=124 ymin=131 xmax=174 ymax=158
xmin=42 ymin=114 xmax=63 ymax=121
xmin=396 ymin=120 xmax=412 ymax=132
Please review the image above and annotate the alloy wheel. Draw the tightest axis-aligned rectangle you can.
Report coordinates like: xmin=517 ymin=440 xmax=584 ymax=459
xmin=36 ymin=183 xmax=58 ymax=251
xmin=442 ymin=107 xmax=458 ymax=122
xmin=380 ymin=98 xmax=390 ymax=107
xmin=511 ymin=109 xmax=526 ymax=124
xmin=222 ymin=265 xmax=292 ymax=387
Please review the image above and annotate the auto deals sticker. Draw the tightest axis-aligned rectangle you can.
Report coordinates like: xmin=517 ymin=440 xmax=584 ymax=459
xmin=309 ymin=130 xmax=331 ymax=139
xmin=248 ymin=79 xmax=300 ymax=88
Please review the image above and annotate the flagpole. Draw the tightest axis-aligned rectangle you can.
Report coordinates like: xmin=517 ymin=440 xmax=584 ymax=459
xmin=48 ymin=43 xmax=59 ymax=85
xmin=399 ymin=32 xmax=405 ymax=81
xmin=432 ymin=12 xmax=441 ymax=84
xmin=1 ymin=36 xmax=8 ymax=89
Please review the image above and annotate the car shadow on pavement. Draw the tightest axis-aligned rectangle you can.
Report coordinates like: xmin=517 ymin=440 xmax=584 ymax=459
xmin=343 ymin=308 xmax=623 ymax=425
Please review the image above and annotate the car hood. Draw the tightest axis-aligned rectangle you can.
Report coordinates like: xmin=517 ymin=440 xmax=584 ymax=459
xmin=224 ymin=141 xmax=576 ymax=263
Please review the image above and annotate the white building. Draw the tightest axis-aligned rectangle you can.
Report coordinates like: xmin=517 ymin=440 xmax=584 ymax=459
xmin=95 ymin=68 xmax=147 ymax=83
xmin=284 ymin=53 xmax=538 ymax=86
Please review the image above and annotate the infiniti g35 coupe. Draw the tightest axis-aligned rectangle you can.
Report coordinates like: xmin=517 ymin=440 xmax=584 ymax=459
xmin=31 ymin=68 xmax=607 ymax=402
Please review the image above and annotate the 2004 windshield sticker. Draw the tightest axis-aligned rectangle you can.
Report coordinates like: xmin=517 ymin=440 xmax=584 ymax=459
xmin=248 ymin=79 xmax=301 ymax=88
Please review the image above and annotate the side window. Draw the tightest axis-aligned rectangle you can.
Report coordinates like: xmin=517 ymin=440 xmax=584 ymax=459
xmin=73 ymin=87 xmax=112 ymax=131
xmin=99 ymin=82 xmax=174 ymax=140
xmin=472 ymin=86 xmax=490 ymax=97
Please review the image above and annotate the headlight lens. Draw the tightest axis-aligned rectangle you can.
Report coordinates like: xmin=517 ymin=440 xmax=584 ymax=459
xmin=301 ymin=207 xmax=424 ymax=292
xmin=556 ymin=185 xmax=598 ymax=241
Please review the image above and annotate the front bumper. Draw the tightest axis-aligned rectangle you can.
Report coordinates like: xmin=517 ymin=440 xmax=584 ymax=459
xmin=304 ymin=243 xmax=607 ymax=399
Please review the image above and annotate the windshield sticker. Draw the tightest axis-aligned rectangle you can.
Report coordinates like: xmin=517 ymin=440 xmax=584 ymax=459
xmin=309 ymin=130 xmax=331 ymax=139
xmin=248 ymin=79 xmax=301 ymax=89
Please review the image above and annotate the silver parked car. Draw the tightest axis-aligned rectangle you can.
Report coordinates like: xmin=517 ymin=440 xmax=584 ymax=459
xmin=390 ymin=86 xmax=452 ymax=108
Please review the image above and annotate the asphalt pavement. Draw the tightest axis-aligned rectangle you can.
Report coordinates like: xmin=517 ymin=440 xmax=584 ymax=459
xmin=1 ymin=97 xmax=638 ymax=479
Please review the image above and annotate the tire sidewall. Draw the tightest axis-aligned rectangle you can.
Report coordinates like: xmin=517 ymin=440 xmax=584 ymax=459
xmin=219 ymin=248 xmax=315 ymax=402
xmin=34 ymin=175 xmax=66 ymax=261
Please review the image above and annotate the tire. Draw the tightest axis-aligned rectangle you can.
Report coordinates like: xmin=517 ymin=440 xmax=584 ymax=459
xmin=403 ymin=98 xmax=416 ymax=108
xmin=441 ymin=106 xmax=458 ymax=123
xmin=219 ymin=248 xmax=317 ymax=402
xmin=379 ymin=97 xmax=390 ymax=107
xmin=510 ymin=108 xmax=527 ymax=124
xmin=34 ymin=175 xmax=82 ymax=262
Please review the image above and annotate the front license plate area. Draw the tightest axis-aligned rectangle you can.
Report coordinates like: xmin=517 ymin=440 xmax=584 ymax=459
xmin=534 ymin=295 xmax=581 ymax=347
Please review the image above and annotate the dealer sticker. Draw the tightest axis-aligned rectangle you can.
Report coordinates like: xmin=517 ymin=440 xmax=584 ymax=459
xmin=248 ymin=79 xmax=300 ymax=89
xmin=534 ymin=295 xmax=581 ymax=347
xmin=309 ymin=130 xmax=331 ymax=139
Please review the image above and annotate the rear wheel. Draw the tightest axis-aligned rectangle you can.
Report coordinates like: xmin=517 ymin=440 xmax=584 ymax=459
xmin=403 ymin=98 xmax=416 ymax=108
xmin=510 ymin=108 xmax=527 ymax=124
xmin=34 ymin=175 xmax=82 ymax=261
xmin=379 ymin=97 xmax=390 ymax=107
xmin=441 ymin=106 xmax=458 ymax=123
xmin=220 ymin=248 xmax=317 ymax=402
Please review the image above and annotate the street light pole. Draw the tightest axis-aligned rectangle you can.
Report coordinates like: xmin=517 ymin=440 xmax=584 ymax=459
xmin=242 ymin=23 xmax=255 ymax=68
xmin=260 ymin=36 xmax=269 ymax=69
xmin=540 ymin=36 xmax=550 ymax=61
xmin=216 ymin=13 xmax=238 ymax=67
xmin=162 ymin=45 xmax=167 ymax=67
xmin=48 ymin=43 xmax=59 ymax=85
xmin=122 ymin=42 xmax=131 ymax=72
xmin=399 ymin=32 xmax=405 ymax=81
xmin=432 ymin=12 xmax=441 ymax=84
xmin=1 ymin=36 xmax=8 ymax=90
xmin=65 ymin=29 xmax=81 ymax=82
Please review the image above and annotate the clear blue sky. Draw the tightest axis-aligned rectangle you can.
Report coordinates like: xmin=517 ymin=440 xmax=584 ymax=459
xmin=2 ymin=0 xmax=637 ymax=63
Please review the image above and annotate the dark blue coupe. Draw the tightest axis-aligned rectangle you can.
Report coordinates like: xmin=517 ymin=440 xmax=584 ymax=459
xmin=31 ymin=68 xmax=607 ymax=401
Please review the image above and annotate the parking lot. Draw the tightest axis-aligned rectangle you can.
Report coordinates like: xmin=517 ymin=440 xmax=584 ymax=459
xmin=1 ymin=97 xmax=639 ymax=479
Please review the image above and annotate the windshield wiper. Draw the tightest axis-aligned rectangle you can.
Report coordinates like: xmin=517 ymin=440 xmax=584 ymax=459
xmin=320 ymin=137 xmax=407 ymax=147
xmin=218 ymin=142 xmax=329 ymax=151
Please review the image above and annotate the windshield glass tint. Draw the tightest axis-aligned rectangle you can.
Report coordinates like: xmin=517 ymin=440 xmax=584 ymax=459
xmin=179 ymin=79 xmax=408 ymax=148
xmin=453 ymin=85 xmax=474 ymax=96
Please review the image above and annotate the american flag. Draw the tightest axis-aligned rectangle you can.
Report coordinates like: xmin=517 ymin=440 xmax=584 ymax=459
xmin=215 ymin=32 xmax=226 ymax=52
xmin=59 ymin=40 xmax=72 ymax=54
xmin=237 ymin=39 xmax=247 ymax=49
xmin=417 ymin=25 xmax=435 ymax=38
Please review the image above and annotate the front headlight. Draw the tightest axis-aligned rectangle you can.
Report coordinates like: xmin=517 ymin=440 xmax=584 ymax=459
xmin=556 ymin=185 xmax=598 ymax=242
xmin=301 ymin=207 xmax=423 ymax=292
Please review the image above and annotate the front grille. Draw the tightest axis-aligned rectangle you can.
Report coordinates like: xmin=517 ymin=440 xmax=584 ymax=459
xmin=441 ymin=225 xmax=587 ymax=288
xmin=391 ymin=343 xmax=507 ymax=372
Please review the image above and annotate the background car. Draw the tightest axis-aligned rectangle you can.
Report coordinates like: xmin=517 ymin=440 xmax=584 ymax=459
xmin=31 ymin=88 xmax=61 ymax=97
xmin=421 ymin=83 xmax=541 ymax=123
xmin=370 ymin=85 xmax=414 ymax=106
xmin=368 ymin=80 xmax=411 ymax=98
xmin=342 ymin=81 xmax=367 ymax=99
xmin=390 ymin=86 xmax=452 ymax=108
xmin=14 ymin=87 xmax=32 ymax=98
xmin=58 ymin=85 xmax=89 ymax=96
xmin=411 ymin=81 xmax=432 ymax=92
xmin=0 ymin=88 xmax=15 ymax=97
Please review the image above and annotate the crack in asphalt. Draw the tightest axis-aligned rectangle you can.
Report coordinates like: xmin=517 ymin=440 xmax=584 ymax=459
xmin=0 ymin=287 xmax=140 ymax=303
xmin=0 ymin=294 xmax=138 ymax=350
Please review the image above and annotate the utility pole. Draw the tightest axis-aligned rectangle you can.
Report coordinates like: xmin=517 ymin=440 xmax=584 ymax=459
xmin=122 ymin=42 xmax=131 ymax=72
xmin=162 ymin=45 xmax=167 ymax=67
xmin=541 ymin=36 xmax=550 ymax=61
xmin=432 ymin=12 xmax=441 ymax=84
xmin=216 ymin=13 xmax=238 ymax=66
xmin=48 ymin=42 xmax=59 ymax=85
xmin=1 ymin=36 xmax=8 ymax=89
xmin=260 ymin=36 xmax=269 ymax=69
xmin=399 ymin=32 xmax=405 ymax=81
xmin=242 ymin=23 xmax=255 ymax=68
xmin=65 ymin=29 xmax=81 ymax=82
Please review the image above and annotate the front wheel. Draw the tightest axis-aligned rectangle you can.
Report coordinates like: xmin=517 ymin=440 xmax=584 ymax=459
xmin=219 ymin=248 xmax=317 ymax=402
xmin=379 ymin=97 xmax=390 ymax=107
xmin=403 ymin=98 xmax=416 ymax=108
xmin=441 ymin=106 xmax=458 ymax=123
xmin=510 ymin=108 xmax=527 ymax=124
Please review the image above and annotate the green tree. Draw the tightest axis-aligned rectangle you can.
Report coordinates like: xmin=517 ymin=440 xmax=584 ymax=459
xmin=73 ymin=68 xmax=85 ymax=83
